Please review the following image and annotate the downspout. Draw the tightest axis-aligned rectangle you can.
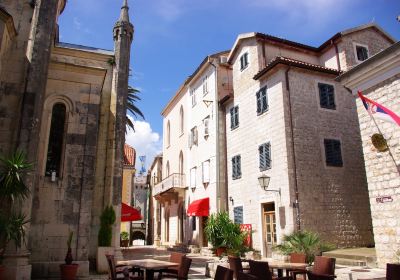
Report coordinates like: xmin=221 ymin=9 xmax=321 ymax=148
xmin=207 ymin=58 xmax=221 ymax=211
xmin=332 ymin=40 xmax=341 ymax=72
xmin=284 ymin=67 xmax=301 ymax=231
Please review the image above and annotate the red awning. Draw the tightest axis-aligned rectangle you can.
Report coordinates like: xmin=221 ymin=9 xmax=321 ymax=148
xmin=187 ymin=197 xmax=209 ymax=217
xmin=121 ymin=203 xmax=142 ymax=222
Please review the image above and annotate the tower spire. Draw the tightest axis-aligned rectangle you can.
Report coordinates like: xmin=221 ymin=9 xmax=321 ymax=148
xmin=119 ymin=0 xmax=130 ymax=22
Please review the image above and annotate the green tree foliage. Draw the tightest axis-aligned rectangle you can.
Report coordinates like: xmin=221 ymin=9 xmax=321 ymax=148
xmin=274 ymin=230 xmax=335 ymax=264
xmin=98 ymin=206 xmax=116 ymax=246
xmin=126 ymin=86 xmax=145 ymax=131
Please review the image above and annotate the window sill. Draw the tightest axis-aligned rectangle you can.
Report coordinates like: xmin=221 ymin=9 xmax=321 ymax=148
xmin=240 ymin=65 xmax=249 ymax=72
xmin=257 ymin=109 xmax=269 ymax=116
xmin=259 ymin=166 xmax=271 ymax=172
xmin=231 ymin=125 xmax=239 ymax=131
xmin=232 ymin=176 xmax=242 ymax=180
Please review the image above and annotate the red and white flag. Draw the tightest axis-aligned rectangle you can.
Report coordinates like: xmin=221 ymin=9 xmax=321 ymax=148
xmin=358 ymin=91 xmax=400 ymax=126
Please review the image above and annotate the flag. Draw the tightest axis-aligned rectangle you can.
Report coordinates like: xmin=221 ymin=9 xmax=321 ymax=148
xmin=358 ymin=91 xmax=400 ymax=126
xmin=139 ymin=155 xmax=146 ymax=174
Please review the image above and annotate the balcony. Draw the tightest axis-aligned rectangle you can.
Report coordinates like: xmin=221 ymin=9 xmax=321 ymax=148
xmin=153 ymin=173 xmax=186 ymax=197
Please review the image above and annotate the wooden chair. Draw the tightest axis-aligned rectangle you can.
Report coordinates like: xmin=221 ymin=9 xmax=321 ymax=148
xmin=158 ymin=257 xmax=192 ymax=280
xmin=306 ymin=271 xmax=336 ymax=280
xmin=228 ymin=256 xmax=249 ymax=279
xmin=312 ymin=256 xmax=335 ymax=276
xmin=248 ymin=260 xmax=291 ymax=280
xmin=287 ymin=253 xmax=306 ymax=280
xmin=387 ymin=263 xmax=400 ymax=280
xmin=105 ymin=254 xmax=143 ymax=280
xmin=157 ymin=252 xmax=186 ymax=277
xmin=237 ymin=271 xmax=259 ymax=280
xmin=214 ymin=265 xmax=234 ymax=280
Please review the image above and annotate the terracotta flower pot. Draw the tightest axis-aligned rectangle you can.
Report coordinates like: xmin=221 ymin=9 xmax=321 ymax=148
xmin=120 ymin=239 xmax=129 ymax=247
xmin=60 ymin=263 xmax=79 ymax=280
xmin=216 ymin=247 xmax=226 ymax=257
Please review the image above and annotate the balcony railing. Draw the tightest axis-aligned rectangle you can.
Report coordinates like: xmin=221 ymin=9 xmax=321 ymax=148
xmin=153 ymin=173 xmax=186 ymax=196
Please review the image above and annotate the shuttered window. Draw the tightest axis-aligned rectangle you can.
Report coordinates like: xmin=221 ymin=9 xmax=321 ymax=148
xmin=259 ymin=142 xmax=271 ymax=171
xmin=230 ymin=106 xmax=239 ymax=129
xmin=324 ymin=139 xmax=343 ymax=167
xmin=240 ymin=52 xmax=249 ymax=71
xmin=190 ymin=167 xmax=197 ymax=188
xmin=232 ymin=155 xmax=241 ymax=179
xmin=318 ymin=83 xmax=335 ymax=110
xmin=256 ymin=86 xmax=268 ymax=115
xmin=356 ymin=45 xmax=368 ymax=61
xmin=202 ymin=160 xmax=210 ymax=183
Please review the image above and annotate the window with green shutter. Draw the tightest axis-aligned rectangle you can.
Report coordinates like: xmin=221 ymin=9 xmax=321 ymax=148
xmin=318 ymin=83 xmax=335 ymax=110
xmin=240 ymin=52 xmax=249 ymax=71
xmin=232 ymin=155 xmax=241 ymax=179
xmin=259 ymin=142 xmax=271 ymax=171
xmin=230 ymin=106 xmax=239 ymax=129
xmin=256 ymin=87 xmax=268 ymax=115
xmin=324 ymin=139 xmax=343 ymax=167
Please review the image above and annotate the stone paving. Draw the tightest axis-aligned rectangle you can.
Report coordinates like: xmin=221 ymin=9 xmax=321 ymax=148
xmin=89 ymin=246 xmax=386 ymax=280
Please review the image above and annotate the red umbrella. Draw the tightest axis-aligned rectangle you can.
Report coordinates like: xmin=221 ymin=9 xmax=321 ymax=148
xmin=121 ymin=203 xmax=142 ymax=222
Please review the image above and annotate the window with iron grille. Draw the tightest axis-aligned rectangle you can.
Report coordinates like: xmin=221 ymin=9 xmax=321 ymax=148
xmin=324 ymin=139 xmax=343 ymax=167
xmin=256 ymin=86 xmax=268 ymax=115
xmin=259 ymin=142 xmax=271 ymax=171
xmin=356 ymin=45 xmax=368 ymax=62
xmin=318 ymin=83 xmax=335 ymax=110
xmin=230 ymin=105 xmax=239 ymax=129
xmin=232 ymin=155 xmax=241 ymax=179
xmin=240 ymin=52 xmax=249 ymax=71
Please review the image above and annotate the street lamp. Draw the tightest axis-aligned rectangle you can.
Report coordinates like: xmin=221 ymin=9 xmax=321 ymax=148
xmin=258 ymin=174 xmax=280 ymax=195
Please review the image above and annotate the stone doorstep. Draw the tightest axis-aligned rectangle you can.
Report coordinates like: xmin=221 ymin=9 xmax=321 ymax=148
xmin=31 ymin=260 xmax=89 ymax=279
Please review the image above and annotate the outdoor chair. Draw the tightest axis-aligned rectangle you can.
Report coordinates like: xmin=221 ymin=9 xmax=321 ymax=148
xmin=386 ymin=263 xmax=400 ymax=280
xmin=158 ymin=256 xmax=192 ymax=280
xmin=248 ymin=260 xmax=291 ymax=280
xmin=156 ymin=252 xmax=186 ymax=277
xmin=287 ymin=253 xmax=307 ymax=280
xmin=306 ymin=271 xmax=336 ymax=280
xmin=237 ymin=271 xmax=259 ymax=280
xmin=214 ymin=265 xmax=234 ymax=280
xmin=312 ymin=256 xmax=336 ymax=276
xmin=105 ymin=254 xmax=143 ymax=280
xmin=228 ymin=256 xmax=250 ymax=279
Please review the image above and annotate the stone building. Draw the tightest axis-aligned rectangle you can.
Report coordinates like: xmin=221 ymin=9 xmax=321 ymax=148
xmin=337 ymin=41 xmax=400 ymax=267
xmin=156 ymin=51 xmax=232 ymax=249
xmin=121 ymin=144 xmax=136 ymax=234
xmin=131 ymin=175 xmax=149 ymax=245
xmin=148 ymin=154 xmax=163 ymax=245
xmin=224 ymin=23 xmax=395 ymax=257
xmin=0 ymin=0 xmax=133 ymax=278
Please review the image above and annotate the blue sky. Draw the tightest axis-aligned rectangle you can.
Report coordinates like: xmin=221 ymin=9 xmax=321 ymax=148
xmin=59 ymin=0 xmax=400 ymax=169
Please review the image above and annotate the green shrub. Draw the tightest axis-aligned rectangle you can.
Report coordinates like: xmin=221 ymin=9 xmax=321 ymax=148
xmin=98 ymin=206 xmax=116 ymax=246
xmin=120 ymin=231 xmax=129 ymax=241
xmin=273 ymin=230 xmax=335 ymax=264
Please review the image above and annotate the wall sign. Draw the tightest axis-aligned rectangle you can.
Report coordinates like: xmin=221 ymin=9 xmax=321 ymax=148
xmin=376 ymin=195 xmax=393 ymax=203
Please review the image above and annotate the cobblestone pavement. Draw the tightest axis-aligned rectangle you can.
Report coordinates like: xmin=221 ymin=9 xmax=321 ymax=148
xmin=89 ymin=246 xmax=386 ymax=280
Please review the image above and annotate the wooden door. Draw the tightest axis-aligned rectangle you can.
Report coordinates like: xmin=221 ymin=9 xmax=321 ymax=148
xmin=262 ymin=203 xmax=276 ymax=257
xmin=202 ymin=216 xmax=208 ymax=247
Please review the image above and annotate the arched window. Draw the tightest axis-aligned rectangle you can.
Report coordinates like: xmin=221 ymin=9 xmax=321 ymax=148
xmin=166 ymin=120 xmax=171 ymax=146
xmin=166 ymin=161 xmax=170 ymax=177
xmin=179 ymin=151 xmax=184 ymax=175
xmin=45 ymin=103 xmax=66 ymax=177
xmin=179 ymin=106 xmax=184 ymax=134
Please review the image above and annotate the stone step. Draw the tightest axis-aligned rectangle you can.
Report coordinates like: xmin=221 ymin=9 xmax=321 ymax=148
xmin=334 ymin=258 xmax=367 ymax=267
xmin=200 ymin=247 xmax=214 ymax=257
xmin=322 ymin=247 xmax=377 ymax=268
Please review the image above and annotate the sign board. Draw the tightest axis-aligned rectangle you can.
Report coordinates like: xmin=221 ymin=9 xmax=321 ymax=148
xmin=376 ymin=195 xmax=393 ymax=203
xmin=240 ymin=224 xmax=252 ymax=247
xmin=233 ymin=206 xmax=243 ymax=224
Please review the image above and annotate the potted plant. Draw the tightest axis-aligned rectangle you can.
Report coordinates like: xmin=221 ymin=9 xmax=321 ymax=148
xmin=120 ymin=231 xmax=129 ymax=247
xmin=96 ymin=205 xmax=116 ymax=273
xmin=60 ymin=231 xmax=79 ymax=280
xmin=273 ymin=230 xmax=335 ymax=265
xmin=0 ymin=151 xmax=31 ymax=278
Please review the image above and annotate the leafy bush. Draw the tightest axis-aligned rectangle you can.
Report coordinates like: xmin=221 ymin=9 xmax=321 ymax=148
xmin=120 ymin=231 xmax=129 ymax=241
xmin=98 ymin=206 xmax=116 ymax=246
xmin=273 ymin=230 xmax=335 ymax=264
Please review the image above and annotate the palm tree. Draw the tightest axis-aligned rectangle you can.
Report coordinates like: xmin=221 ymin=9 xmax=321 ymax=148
xmin=126 ymin=86 xmax=145 ymax=131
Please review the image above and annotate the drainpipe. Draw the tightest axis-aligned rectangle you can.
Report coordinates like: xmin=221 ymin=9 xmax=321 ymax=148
xmin=207 ymin=58 xmax=222 ymax=212
xmin=284 ymin=67 xmax=301 ymax=231
xmin=332 ymin=40 xmax=341 ymax=72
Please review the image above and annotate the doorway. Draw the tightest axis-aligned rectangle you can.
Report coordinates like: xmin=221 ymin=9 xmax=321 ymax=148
xmin=262 ymin=203 xmax=276 ymax=257
xmin=201 ymin=216 xmax=208 ymax=247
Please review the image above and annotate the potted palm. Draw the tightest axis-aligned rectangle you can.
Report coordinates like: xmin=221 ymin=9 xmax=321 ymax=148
xmin=0 ymin=151 xmax=31 ymax=278
xmin=60 ymin=231 xmax=79 ymax=280
xmin=97 ymin=205 xmax=116 ymax=273
xmin=120 ymin=231 xmax=130 ymax=247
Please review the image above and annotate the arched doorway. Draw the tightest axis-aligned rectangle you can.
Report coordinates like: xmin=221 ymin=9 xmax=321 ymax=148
xmin=131 ymin=231 xmax=146 ymax=246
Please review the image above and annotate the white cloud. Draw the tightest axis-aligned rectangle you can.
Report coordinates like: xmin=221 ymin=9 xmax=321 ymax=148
xmin=73 ymin=17 xmax=82 ymax=30
xmin=154 ymin=0 xmax=185 ymax=21
xmin=125 ymin=119 xmax=162 ymax=172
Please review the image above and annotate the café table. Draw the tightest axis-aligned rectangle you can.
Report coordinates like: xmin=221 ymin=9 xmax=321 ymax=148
xmin=267 ymin=260 xmax=308 ymax=278
xmin=117 ymin=258 xmax=179 ymax=280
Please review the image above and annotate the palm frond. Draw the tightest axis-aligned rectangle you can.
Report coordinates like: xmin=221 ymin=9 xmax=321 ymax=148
xmin=126 ymin=86 xmax=145 ymax=132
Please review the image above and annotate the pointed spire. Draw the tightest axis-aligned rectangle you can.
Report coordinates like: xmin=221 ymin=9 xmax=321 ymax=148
xmin=119 ymin=0 xmax=130 ymax=22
